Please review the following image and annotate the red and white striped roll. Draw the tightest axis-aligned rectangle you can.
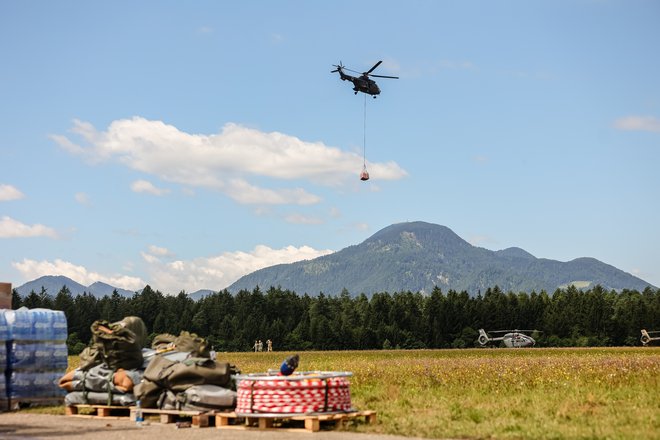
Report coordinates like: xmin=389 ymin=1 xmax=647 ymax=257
xmin=235 ymin=372 xmax=353 ymax=415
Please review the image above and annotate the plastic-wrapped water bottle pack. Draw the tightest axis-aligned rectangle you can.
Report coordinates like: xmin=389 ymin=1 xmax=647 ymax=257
xmin=1 ymin=308 xmax=69 ymax=401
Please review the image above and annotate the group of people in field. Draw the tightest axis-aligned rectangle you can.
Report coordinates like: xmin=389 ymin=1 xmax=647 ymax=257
xmin=253 ymin=339 xmax=273 ymax=352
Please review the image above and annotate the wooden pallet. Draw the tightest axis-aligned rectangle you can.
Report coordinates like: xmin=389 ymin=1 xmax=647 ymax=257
xmin=65 ymin=404 xmax=131 ymax=419
xmin=66 ymin=404 xmax=214 ymax=427
xmin=215 ymin=410 xmax=377 ymax=433
xmin=129 ymin=407 xmax=214 ymax=428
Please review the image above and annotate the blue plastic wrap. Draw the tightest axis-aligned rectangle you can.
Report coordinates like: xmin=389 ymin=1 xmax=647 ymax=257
xmin=7 ymin=371 xmax=66 ymax=399
xmin=0 ymin=312 xmax=9 ymax=341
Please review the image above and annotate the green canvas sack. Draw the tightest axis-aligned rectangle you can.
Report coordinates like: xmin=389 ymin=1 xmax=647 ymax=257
xmin=135 ymin=354 xmax=238 ymax=408
xmin=151 ymin=331 xmax=210 ymax=357
xmin=173 ymin=331 xmax=210 ymax=358
xmin=90 ymin=316 xmax=147 ymax=370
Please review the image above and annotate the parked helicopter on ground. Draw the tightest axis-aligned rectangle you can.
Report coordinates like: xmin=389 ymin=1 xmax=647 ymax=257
xmin=478 ymin=329 xmax=539 ymax=348
xmin=331 ymin=60 xmax=398 ymax=97
xmin=640 ymin=329 xmax=660 ymax=346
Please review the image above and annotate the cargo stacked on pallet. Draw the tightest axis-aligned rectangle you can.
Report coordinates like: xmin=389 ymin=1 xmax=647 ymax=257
xmin=234 ymin=371 xmax=354 ymax=416
xmin=2 ymin=308 xmax=68 ymax=406
xmin=0 ymin=312 xmax=9 ymax=410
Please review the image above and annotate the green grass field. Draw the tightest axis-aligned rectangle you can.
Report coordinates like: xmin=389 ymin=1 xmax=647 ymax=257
xmin=63 ymin=347 xmax=659 ymax=439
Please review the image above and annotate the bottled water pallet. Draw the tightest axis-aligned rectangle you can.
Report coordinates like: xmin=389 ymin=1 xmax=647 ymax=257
xmin=215 ymin=410 xmax=377 ymax=433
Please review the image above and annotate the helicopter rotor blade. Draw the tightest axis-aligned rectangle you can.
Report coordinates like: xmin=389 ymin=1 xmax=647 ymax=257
xmin=365 ymin=60 xmax=383 ymax=75
xmin=343 ymin=67 xmax=362 ymax=74
xmin=331 ymin=61 xmax=343 ymax=73
xmin=370 ymin=74 xmax=399 ymax=79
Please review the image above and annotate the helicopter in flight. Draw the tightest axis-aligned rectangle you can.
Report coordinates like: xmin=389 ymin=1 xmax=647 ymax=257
xmin=478 ymin=329 xmax=539 ymax=348
xmin=640 ymin=329 xmax=660 ymax=346
xmin=331 ymin=60 xmax=398 ymax=97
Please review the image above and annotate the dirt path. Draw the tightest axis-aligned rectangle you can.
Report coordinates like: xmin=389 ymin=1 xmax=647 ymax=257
xmin=0 ymin=413 xmax=424 ymax=440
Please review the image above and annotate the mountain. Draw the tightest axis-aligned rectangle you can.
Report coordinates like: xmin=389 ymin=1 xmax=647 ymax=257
xmin=15 ymin=276 xmax=136 ymax=299
xmin=228 ymin=221 xmax=655 ymax=296
xmin=189 ymin=289 xmax=215 ymax=301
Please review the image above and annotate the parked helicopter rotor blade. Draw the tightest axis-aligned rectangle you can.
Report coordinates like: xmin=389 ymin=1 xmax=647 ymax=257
xmin=365 ymin=60 xmax=383 ymax=75
xmin=370 ymin=74 xmax=399 ymax=79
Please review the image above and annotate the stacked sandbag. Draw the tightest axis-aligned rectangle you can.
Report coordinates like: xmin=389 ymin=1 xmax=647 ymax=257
xmin=135 ymin=331 xmax=239 ymax=411
xmin=3 ymin=308 xmax=68 ymax=402
xmin=62 ymin=316 xmax=147 ymax=406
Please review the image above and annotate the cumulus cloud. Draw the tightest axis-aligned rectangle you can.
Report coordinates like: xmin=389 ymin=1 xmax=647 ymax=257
xmin=51 ymin=118 xmax=407 ymax=205
xmin=141 ymin=243 xmax=334 ymax=293
xmin=148 ymin=244 xmax=175 ymax=257
xmin=0 ymin=184 xmax=24 ymax=201
xmin=0 ymin=216 xmax=58 ymax=239
xmin=12 ymin=258 xmax=146 ymax=291
xmin=614 ymin=116 xmax=660 ymax=133
xmin=131 ymin=179 xmax=171 ymax=196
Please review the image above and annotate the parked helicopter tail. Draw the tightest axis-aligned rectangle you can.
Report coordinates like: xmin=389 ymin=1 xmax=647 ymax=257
xmin=640 ymin=329 xmax=660 ymax=346
xmin=477 ymin=329 xmax=490 ymax=346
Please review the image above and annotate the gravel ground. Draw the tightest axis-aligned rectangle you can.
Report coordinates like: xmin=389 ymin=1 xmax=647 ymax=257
xmin=0 ymin=413 xmax=425 ymax=440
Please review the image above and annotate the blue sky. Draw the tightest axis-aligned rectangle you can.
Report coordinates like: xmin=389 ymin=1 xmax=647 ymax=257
xmin=1 ymin=1 xmax=658 ymax=294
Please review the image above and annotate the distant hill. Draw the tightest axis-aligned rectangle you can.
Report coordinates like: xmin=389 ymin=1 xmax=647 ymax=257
xmin=189 ymin=289 xmax=215 ymax=301
xmin=15 ymin=275 xmax=136 ymax=299
xmin=228 ymin=221 xmax=655 ymax=296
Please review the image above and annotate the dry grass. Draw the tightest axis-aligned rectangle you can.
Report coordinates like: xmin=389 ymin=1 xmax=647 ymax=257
xmin=50 ymin=347 xmax=660 ymax=439
xmin=226 ymin=347 xmax=660 ymax=439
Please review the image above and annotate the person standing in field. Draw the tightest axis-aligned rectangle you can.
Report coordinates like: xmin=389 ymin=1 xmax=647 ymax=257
xmin=267 ymin=339 xmax=273 ymax=352
xmin=253 ymin=340 xmax=259 ymax=352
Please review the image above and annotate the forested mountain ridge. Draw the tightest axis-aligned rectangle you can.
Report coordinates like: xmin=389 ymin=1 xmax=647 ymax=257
xmin=228 ymin=221 xmax=654 ymax=296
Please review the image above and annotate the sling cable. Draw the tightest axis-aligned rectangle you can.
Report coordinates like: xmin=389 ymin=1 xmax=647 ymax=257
xmin=360 ymin=93 xmax=370 ymax=181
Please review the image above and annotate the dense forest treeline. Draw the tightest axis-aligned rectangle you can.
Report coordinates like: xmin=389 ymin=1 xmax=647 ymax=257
xmin=11 ymin=285 xmax=660 ymax=353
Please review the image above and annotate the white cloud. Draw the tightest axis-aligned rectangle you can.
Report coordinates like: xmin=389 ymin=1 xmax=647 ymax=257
xmin=141 ymin=245 xmax=175 ymax=263
xmin=148 ymin=244 xmax=174 ymax=257
xmin=469 ymin=234 xmax=497 ymax=247
xmin=0 ymin=184 xmax=24 ymax=201
xmin=614 ymin=116 xmax=660 ymax=133
xmin=51 ymin=118 xmax=407 ymax=205
xmin=75 ymin=192 xmax=91 ymax=206
xmin=284 ymin=213 xmax=324 ymax=225
xmin=0 ymin=216 xmax=58 ymax=239
xmin=131 ymin=179 xmax=171 ymax=196
xmin=12 ymin=258 xmax=146 ymax=291
xmin=143 ymin=244 xmax=334 ymax=293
